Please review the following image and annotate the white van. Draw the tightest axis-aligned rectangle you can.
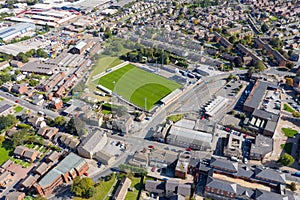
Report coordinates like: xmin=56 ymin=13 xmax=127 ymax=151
xmin=38 ymin=111 xmax=45 ymax=116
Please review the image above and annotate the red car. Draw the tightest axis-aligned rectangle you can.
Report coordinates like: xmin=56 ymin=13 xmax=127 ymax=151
xmin=186 ymin=147 xmax=192 ymax=151
xmin=83 ymin=172 xmax=88 ymax=176
xmin=15 ymin=100 xmax=19 ymax=103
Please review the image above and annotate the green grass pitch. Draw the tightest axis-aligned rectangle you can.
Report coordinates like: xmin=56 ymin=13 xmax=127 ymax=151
xmin=98 ymin=64 xmax=181 ymax=110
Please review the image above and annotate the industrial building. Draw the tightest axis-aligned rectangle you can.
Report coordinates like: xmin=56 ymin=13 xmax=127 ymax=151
xmin=0 ymin=23 xmax=36 ymax=42
xmin=8 ymin=9 xmax=78 ymax=28
xmin=20 ymin=62 xmax=58 ymax=75
xmin=243 ymin=80 xmax=280 ymax=137
xmin=34 ymin=153 xmax=88 ymax=196
xmin=69 ymin=40 xmax=94 ymax=54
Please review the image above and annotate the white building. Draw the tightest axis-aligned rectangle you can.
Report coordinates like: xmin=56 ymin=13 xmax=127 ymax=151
xmin=0 ymin=23 xmax=36 ymax=42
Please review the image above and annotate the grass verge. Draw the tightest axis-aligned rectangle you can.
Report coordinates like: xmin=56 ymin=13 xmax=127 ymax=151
xmin=282 ymin=128 xmax=298 ymax=138
xmin=14 ymin=105 xmax=23 ymax=113
xmin=284 ymin=104 xmax=294 ymax=113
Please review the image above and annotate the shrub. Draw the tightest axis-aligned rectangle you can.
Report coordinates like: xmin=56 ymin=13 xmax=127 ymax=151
xmin=290 ymin=182 xmax=297 ymax=191
xmin=278 ymin=153 xmax=294 ymax=166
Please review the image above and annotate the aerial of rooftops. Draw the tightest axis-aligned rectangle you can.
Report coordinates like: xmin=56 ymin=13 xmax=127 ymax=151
xmin=0 ymin=0 xmax=299 ymax=199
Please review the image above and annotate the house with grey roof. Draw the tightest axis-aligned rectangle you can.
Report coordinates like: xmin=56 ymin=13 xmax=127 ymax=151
xmin=204 ymin=176 xmax=291 ymax=200
xmin=34 ymin=162 xmax=52 ymax=176
xmin=0 ymin=104 xmax=14 ymax=116
xmin=145 ymin=180 xmax=165 ymax=196
xmin=77 ymin=130 xmax=107 ymax=159
xmin=20 ymin=174 xmax=39 ymax=190
xmin=149 ymin=148 xmax=178 ymax=168
xmin=145 ymin=180 xmax=191 ymax=199
xmin=112 ymin=177 xmax=131 ymax=200
xmin=94 ymin=150 xmax=115 ymax=165
xmin=210 ymin=157 xmax=239 ymax=173
xmin=166 ymin=180 xmax=180 ymax=197
xmin=13 ymin=146 xmax=28 ymax=158
xmin=205 ymin=177 xmax=237 ymax=199
xmin=46 ymin=151 xmax=61 ymax=163
xmin=250 ymin=134 xmax=273 ymax=161
xmin=254 ymin=168 xmax=286 ymax=185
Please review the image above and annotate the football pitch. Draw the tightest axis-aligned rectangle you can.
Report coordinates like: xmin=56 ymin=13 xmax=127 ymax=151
xmin=98 ymin=64 xmax=181 ymax=110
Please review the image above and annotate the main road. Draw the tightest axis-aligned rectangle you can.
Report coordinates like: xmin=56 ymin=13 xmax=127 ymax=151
xmin=0 ymin=90 xmax=61 ymax=119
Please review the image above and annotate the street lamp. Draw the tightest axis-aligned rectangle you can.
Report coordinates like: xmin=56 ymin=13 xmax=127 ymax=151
xmin=113 ymin=81 xmax=116 ymax=94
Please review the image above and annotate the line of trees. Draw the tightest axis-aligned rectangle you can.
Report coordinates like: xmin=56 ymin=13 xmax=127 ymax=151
xmin=46 ymin=116 xmax=87 ymax=136
xmin=123 ymin=47 xmax=188 ymax=68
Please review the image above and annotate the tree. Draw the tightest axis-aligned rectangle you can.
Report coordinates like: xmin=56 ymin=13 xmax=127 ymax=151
xmin=286 ymin=77 xmax=294 ymax=86
xmin=270 ymin=38 xmax=283 ymax=49
xmin=228 ymin=35 xmax=237 ymax=43
xmin=221 ymin=27 xmax=228 ymax=35
xmin=15 ymin=69 xmax=20 ymax=75
xmin=261 ymin=23 xmax=268 ymax=33
xmin=0 ymin=115 xmax=17 ymax=131
xmin=66 ymin=117 xmax=86 ymax=136
xmin=244 ymin=35 xmax=252 ymax=45
xmin=255 ymin=60 xmax=265 ymax=72
xmin=16 ymin=52 xmax=29 ymax=63
xmin=290 ymin=182 xmax=297 ymax=191
xmin=278 ymin=153 xmax=294 ymax=166
xmin=11 ymin=131 xmax=26 ymax=147
xmin=54 ymin=116 xmax=67 ymax=127
xmin=66 ymin=117 xmax=77 ymax=135
xmin=45 ymin=23 xmax=50 ymax=32
xmin=286 ymin=62 xmax=294 ymax=69
xmin=233 ymin=56 xmax=243 ymax=68
xmin=29 ymin=79 xmax=39 ymax=87
xmin=71 ymin=177 xmax=95 ymax=198
xmin=36 ymin=48 xmax=47 ymax=58
xmin=25 ymin=49 xmax=36 ymax=57
xmin=227 ymin=74 xmax=233 ymax=82
xmin=0 ymin=136 xmax=4 ymax=145
xmin=104 ymin=27 xmax=112 ymax=39
xmin=219 ymin=46 xmax=225 ymax=52
xmin=0 ymin=73 xmax=11 ymax=83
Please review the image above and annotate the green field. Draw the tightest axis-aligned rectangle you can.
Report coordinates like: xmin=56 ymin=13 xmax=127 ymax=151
xmin=75 ymin=173 xmax=116 ymax=200
xmin=98 ymin=64 xmax=181 ymax=110
xmin=0 ymin=141 xmax=13 ymax=165
xmin=125 ymin=176 xmax=142 ymax=200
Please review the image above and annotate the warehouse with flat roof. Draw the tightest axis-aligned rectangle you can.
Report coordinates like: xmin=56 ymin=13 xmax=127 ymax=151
xmin=0 ymin=23 xmax=36 ymax=42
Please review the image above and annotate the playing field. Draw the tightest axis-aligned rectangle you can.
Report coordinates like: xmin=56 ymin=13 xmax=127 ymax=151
xmin=98 ymin=64 xmax=181 ymax=110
